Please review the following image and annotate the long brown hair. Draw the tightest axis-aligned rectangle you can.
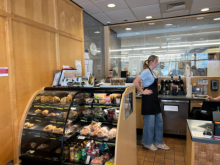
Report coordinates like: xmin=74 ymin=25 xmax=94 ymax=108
xmin=143 ymin=55 xmax=158 ymax=69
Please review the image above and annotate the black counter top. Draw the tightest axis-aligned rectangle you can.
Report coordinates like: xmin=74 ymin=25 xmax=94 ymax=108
xmin=136 ymin=94 xmax=205 ymax=100
xmin=187 ymin=119 xmax=220 ymax=145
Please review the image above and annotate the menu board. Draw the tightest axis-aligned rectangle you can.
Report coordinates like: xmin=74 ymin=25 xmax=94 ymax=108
xmin=124 ymin=92 xmax=133 ymax=120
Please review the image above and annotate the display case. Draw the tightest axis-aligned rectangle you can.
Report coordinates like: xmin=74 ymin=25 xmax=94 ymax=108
xmin=18 ymin=86 xmax=137 ymax=165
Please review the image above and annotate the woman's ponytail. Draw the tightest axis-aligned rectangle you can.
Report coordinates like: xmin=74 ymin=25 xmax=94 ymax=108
xmin=143 ymin=60 xmax=149 ymax=69
xmin=143 ymin=55 xmax=158 ymax=70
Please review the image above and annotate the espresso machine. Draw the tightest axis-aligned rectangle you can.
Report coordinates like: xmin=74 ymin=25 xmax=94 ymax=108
xmin=159 ymin=79 xmax=169 ymax=95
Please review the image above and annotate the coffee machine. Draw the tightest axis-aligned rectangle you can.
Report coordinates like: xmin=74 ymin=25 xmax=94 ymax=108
xmin=169 ymin=75 xmax=175 ymax=91
xmin=176 ymin=76 xmax=184 ymax=91
xmin=159 ymin=79 xmax=169 ymax=95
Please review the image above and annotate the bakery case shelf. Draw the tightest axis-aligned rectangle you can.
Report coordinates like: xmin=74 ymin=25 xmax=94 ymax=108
xmin=18 ymin=86 xmax=137 ymax=165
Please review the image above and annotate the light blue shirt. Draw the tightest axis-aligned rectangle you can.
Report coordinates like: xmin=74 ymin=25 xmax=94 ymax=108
xmin=138 ymin=69 xmax=155 ymax=88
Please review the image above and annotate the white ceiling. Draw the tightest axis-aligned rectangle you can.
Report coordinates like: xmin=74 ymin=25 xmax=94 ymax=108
xmin=71 ymin=0 xmax=220 ymax=25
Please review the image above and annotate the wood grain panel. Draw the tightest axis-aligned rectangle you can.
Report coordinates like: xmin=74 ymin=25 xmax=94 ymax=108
xmin=0 ymin=0 xmax=4 ymax=11
xmin=12 ymin=21 xmax=56 ymax=161
xmin=0 ymin=17 xmax=14 ymax=165
xmin=59 ymin=35 xmax=84 ymax=75
xmin=57 ymin=0 xmax=83 ymax=39
xmin=11 ymin=0 xmax=55 ymax=28
xmin=136 ymin=99 xmax=143 ymax=129
xmin=115 ymin=86 xmax=137 ymax=165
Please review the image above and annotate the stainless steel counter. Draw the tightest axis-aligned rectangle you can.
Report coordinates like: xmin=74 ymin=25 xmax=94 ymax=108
xmin=187 ymin=119 xmax=220 ymax=145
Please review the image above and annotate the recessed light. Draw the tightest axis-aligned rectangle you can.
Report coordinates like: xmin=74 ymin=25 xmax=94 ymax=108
xmin=146 ymin=16 xmax=152 ymax=19
xmin=214 ymin=18 xmax=220 ymax=21
xmin=149 ymin=23 xmax=155 ymax=25
xmin=192 ymin=26 xmax=197 ymax=28
xmin=107 ymin=22 xmax=110 ymax=24
xmin=197 ymin=17 xmax=204 ymax=19
xmin=125 ymin=28 xmax=132 ymax=30
xmin=94 ymin=31 xmax=100 ymax=34
xmin=166 ymin=23 xmax=173 ymax=26
xmin=107 ymin=4 xmax=115 ymax=8
xmin=201 ymin=8 xmax=209 ymax=12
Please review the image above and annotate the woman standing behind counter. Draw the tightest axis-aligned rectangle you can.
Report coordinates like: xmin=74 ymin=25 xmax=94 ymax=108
xmin=133 ymin=55 xmax=170 ymax=151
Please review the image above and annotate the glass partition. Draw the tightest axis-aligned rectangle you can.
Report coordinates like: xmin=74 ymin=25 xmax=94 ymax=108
xmin=110 ymin=14 xmax=220 ymax=77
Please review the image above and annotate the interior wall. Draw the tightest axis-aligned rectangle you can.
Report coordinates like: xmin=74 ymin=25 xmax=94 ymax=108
xmin=0 ymin=0 xmax=84 ymax=164
xmin=83 ymin=12 xmax=105 ymax=80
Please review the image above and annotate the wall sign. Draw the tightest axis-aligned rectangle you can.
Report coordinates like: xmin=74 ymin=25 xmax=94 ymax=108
xmin=0 ymin=67 xmax=8 ymax=77
xmin=124 ymin=92 xmax=133 ymax=120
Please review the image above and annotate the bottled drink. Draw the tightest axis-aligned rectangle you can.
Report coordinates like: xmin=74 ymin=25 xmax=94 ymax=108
xmin=74 ymin=146 xmax=80 ymax=163
xmin=70 ymin=144 xmax=75 ymax=162
xmin=81 ymin=148 xmax=86 ymax=161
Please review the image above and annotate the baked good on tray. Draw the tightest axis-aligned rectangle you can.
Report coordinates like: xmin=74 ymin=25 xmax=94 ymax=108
xmin=24 ymin=122 xmax=35 ymax=129
xmin=37 ymin=144 xmax=49 ymax=149
xmin=90 ymin=127 xmax=101 ymax=136
xmin=35 ymin=109 xmax=42 ymax=115
xmin=41 ymin=96 xmax=48 ymax=103
xmin=90 ymin=122 xmax=101 ymax=131
xmin=53 ymin=96 xmax=60 ymax=103
xmin=80 ymin=126 xmax=91 ymax=136
xmin=97 ymin=127 xmax=109 ymax=138
xmin=34 ymin=96 xmax=41 ymax=101
xmin=52 ymin=128 xmax=63 ymax=134
xmin=55 ymin=148 xmax=61 ymax=154
xmin=30 ymin=142 xmax=37 ymax=149
xmin=42 ymin=110 xmax=49 ymax=115
xmin=108 ymin=128 xmax=117 ymax=139
xmin=43 ymin=125 xmax=56 ymax=132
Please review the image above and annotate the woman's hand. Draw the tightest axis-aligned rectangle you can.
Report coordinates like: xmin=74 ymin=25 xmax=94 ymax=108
xmin=206 ymin=96 xmax=214 ymax=101
xmin=142 ymin=89 xmax=153 ymax=95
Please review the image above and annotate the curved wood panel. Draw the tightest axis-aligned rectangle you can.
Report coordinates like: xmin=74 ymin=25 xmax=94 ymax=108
xmin=0 ymin=0 xmax=4 ymax=11
xmin=115 ymin=86 xmax=137 ymax=165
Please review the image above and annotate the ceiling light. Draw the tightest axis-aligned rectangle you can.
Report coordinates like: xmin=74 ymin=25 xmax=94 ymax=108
xmin=161 ymin=45 xmax=190 ymax=48
xmin=146 ymin=16 xmax=152 ymax=19
xmin=94 ymin=31 xmax=100 ymax=33
xmin=110 ymin=57 xmax=126 ymax=59
xmin=193 ymin=42 xmax=220 ymax=46
xmin=125 ymin=28 xmax=132 ymax=30
xmin=107 ymin=4 xmax=116 ymax=8
xmin=133 ymin=47 xmax=160 ymax=50
xmin=110 ymin=49 xmax=132 ymax=52
xmin=197 ymin=17 xmax=204 ymax=19
xmin=192 ymin=55 xmax=195 ymax=58
xmin=166 ymin=23 xmax=173 ymax=26
xmin=149 ymin=23 xmax=155 ymax=25
xmin=214 ymin=18 xmax=220 ymax=21
xmin=201 ymin=8 xmax=209 ymax=12
xmin=192 ymin=26 xmax=197 ymax=28
xmin=107 ymin=22 xmax=110 ymax=24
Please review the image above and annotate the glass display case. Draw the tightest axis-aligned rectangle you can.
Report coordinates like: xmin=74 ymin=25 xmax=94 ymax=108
xmin=19 ymin=86 xmax=136 ymax=165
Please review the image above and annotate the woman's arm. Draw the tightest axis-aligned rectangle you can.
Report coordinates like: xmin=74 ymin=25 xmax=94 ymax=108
xmin=133 ymin=77 xmax=152 ymax=95
xmin=206 ymin=96 xmax=220 ymax=101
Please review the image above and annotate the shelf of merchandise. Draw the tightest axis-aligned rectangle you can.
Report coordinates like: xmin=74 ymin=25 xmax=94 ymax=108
xmin=18 ymin=86 xmax=137 ymax=165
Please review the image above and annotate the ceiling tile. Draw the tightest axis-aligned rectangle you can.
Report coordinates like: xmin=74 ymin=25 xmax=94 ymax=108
xmin=92 ymin=0 xmax=129 ymax=12
xmin=114 ymin=17 xmax=138 ymax=24
xmin=162 ymin=10 xmax=189 ymax=18
xmin=125 ymin=0 xmax=159 ymax=8
xmin=71 ymin=0 xmax=90 ymax=4
xmin=105 ymin=9 xmax=135 ymax=20
xmin=131 ymin=4 xmax=161 ymax=17
xmin=91 ymin=13 xmax=115 ymax=24
xmin=136 ymin=14 xmax=162 ymax=21
xmin=80 ymin=2 xmax=102 ymax=14
xmin=191 ymin=0 xmax=220 ymax=9
xmin=190 ymin=6 xmax=220 ymax=14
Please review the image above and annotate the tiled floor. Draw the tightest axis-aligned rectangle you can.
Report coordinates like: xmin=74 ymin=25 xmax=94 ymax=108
xmin=137 ymin=136 xmax=186 ymax=165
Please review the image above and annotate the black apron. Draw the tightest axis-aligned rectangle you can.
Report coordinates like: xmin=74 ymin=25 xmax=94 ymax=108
xmin=141 ymin=68 xmax=161 ymax=115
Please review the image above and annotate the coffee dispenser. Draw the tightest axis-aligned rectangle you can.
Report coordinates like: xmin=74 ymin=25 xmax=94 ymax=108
xmin=176 ymin=76 xmax=184 ymax=91
xmin=169 ymin=75 xmax=175 ymax=91
xmin=160 ymin=79 xmax=169 ymax=91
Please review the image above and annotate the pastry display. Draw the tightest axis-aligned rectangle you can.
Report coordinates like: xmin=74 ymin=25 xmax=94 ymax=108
xmin=52 ymin=128 xmax=63 ymax=134
xmin=30 ymin=142 xmax=37 ymax=149
xmin=48 ymin=113 xmax=60 ymax=118
xmin=47 ymin=96 xmax=53 ymax=103
xmin=55 ymin=148 xmax=61 ymax=154
xmin=108 ymin=128 xmax=117 ymax=139
xmin=35 ymin=109 xmax=42 ymax=115
xmin=24 ymin=122 xmax=34 ymax=129
xmin=43 ymin=125 xmax=56 ymax=132
xmin=80 ymin=126 xmax=91 ymax=136
xmin=42 ymin=110 xmax=49 ymax=115
xmin=84 ymin=98 xmax=93 ymax=104
xmin=53 ymin=96 xmax=60 ymax=103
xmin=90 ymin=127 xmax=101 ymax=136
xmin=60 ymin=97 xmax=67 ymax=103
xmin=34 ymin=96 xmax=41 ymax=101
xmin=90 ymin=122 xmax=101 ymax=131
xmin=37 ymin=144 xmax=49 ymax=150
xmin=67 ymin=94 xmax=72 ymax=103
xmin=97 ymin=127 xmax=109 ymax=138
xmin=41 ymin=96 xmax=48 ymax=103
xmin=65 ymin=124 xmax=79 ymax=133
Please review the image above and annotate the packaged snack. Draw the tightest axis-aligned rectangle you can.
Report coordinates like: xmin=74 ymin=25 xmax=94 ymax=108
xmin=90 ymin=122 xmax=102 ymax=131
xmin=91 ymin=157 xmax=104 ymax=165
xmin=85 ymin=98 xmax=94 ymax=104
xmin=108 ymin=128 xmax=117 ymax=139
xmin=80 ymin=126 xmax=91 ymax=136
xmin=83 ymin=109 xmax=95 ymax=119
xmin=100 ymin=153 xmax=110 ymax=161
xmin=94 ymin=110 xmax=106 ymax=121
xmin=94 ymin=93 xmax=106 ymax=100
xmin=107 ymin=109 xmax=115 ymax=121
xmin=106 ymin=96 xmax=111 ymax=104
xmin=90 ymin=127 xmax=101 ymax=136
xmin=97 ymin=127 xmax=109 ymax=138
